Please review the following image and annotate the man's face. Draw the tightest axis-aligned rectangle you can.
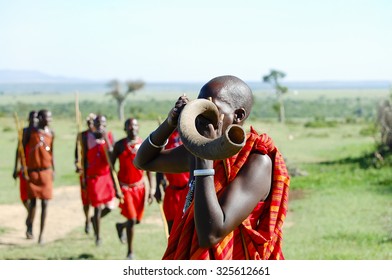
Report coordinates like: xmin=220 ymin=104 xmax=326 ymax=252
xmin=40 ymin=111 xmax=52 ymax=127
xmin=87 ymin=120 xmax=95 ymax=132
xmin=197 ymin=87 xmax=234 ymax=138
xmin=29 ymin=112 xmax=38 ymax=127
xmin=126 ymin=119 xmax=139 ymax=139
xmin=94 ymin=116 xmax=107 ymax=134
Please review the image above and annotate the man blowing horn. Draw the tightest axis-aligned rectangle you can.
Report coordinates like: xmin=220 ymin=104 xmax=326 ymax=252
xmin=134 ymin=75 xmax=290 ymax=260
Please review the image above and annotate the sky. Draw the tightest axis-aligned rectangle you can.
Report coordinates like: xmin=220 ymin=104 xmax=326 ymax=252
xmin=0 ymin=0 xmax=391 ymax=83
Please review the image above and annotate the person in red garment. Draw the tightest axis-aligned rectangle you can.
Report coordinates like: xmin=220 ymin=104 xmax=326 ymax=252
xmin=25 ymin=109 xmax=55 ymax=244
xmin=74 ymin=113 xmax=96 ymax=234
xmin=155 ymin=129 xmax=190 ymax=234
xmin=111 ymin=117 xmax=153 ymax=259
xmin=134 ymin=75 xmax=290 ymax=260
xmin=13 ymin=111 xmax=38 ymax=212
xmin=85 ymin=114 xmax=117 ymax=246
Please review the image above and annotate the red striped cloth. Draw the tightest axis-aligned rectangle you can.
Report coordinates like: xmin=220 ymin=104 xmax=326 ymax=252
xmin=162 ymin=127 xmax=290 ymax=260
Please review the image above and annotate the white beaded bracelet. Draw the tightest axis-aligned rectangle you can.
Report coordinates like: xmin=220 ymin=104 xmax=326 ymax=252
xmin=193 ymin=169 xmax=215 ymax=177
xmin=148 ymin=133 xmax=169 ymax=149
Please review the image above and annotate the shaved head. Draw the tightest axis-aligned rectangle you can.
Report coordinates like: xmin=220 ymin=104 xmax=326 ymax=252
xmin=198 ymin=75 xmax=254 ymax=122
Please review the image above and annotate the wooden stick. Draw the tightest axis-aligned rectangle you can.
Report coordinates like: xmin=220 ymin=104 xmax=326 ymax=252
xmin=156 ymin=116 xmax=169 ymax=239
xmin=158 ymin=183 xmax=169 ymax=239
xmin=75 ymin=92 xmax=85 ymax=187
xmin=13 ymin=112 xmax=29 ymax=180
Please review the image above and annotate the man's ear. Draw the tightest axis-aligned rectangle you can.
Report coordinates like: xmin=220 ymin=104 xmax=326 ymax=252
xmin=233 ymin=108 xmax=246 ymax=124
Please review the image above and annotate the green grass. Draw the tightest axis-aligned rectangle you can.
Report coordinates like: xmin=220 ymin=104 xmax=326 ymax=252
xmin=285 ymin=163 xmax=392 ymax=259
xmin=0 ymin=203 xmax=167 ymax=260
xmin=1 ymin=98 xmax=392 ymax=259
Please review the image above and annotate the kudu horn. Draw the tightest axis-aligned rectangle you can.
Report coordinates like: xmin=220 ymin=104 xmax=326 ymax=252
xmin=178 ymin=99 xmax=246 ymax=160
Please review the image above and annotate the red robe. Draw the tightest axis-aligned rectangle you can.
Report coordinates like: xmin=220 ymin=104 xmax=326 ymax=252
xmin=162 ymin=127 xmax=290 ymax=260
xmin=117 ymin=137 xmax=146 ymax=221
xmin=86 ymin=133 xmax=115 ymax=207
xmin=19 ymin=127 xmax=31 ymax=201
xmin=163 ymin=130 xmax=190 ymax=222
xmin=26 ymin=128 xmax=54 ymax=200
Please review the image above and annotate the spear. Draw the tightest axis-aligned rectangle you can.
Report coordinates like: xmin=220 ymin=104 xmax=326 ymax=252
xmin=158 ymin=182 xmax=169 ymax=239
xmin=156 ymin=116 xmax=169 ymax=239
xmin=75 ymin=92 xmax=85 ymax=187
xmin=13 ymin=112 xmax=29 ymax=180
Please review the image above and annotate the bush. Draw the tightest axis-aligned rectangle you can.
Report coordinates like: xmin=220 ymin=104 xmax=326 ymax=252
xmin=304 ymin=116 xmax=338 ymax=128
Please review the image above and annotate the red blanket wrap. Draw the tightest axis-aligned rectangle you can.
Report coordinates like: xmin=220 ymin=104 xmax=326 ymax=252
xmin=86 ymin=137 xmax=115 ymax=207
xmin=162 ymin=127 xmax=290 ymax=260
xmin=117 ymin=137 xmax=146 ymax=221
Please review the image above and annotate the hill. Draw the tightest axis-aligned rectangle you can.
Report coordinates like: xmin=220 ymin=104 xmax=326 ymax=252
xmin=0 ymin=69 xmax=93 ymax=84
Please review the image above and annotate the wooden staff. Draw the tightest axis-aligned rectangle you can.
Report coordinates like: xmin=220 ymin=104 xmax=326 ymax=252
xmin=102 ymin=145 xmax=124 ymax=204
xmin=158 ymin=183 xmax=169 ymax=239
xmin=75 ymin=92 xmax=85 ymax=186
xmin=156 ymin=116 xmax=169 ymax=239
xmin=14 ymin=112 xmax=29 ymax=180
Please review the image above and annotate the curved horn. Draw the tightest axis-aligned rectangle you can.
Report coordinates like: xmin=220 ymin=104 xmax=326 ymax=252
xmin=178 ymin=99 xmax=246 ymax=160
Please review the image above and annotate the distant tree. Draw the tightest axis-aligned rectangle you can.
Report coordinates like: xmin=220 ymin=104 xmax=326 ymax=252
xmin=106 ymin=79 xmax=145 ymax=121
xmin=262 ymin=69 xmax=288 ymax=123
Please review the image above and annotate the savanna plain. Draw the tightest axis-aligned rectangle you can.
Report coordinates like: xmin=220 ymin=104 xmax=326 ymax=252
xmin=0 ymin=87 xmax=391 ymax=259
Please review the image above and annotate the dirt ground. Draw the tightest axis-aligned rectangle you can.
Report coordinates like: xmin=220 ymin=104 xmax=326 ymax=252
xmin=0 ymin=185 xmax=84 ymax=247
xmin=0 ymin=185 xmax=298 ymax=248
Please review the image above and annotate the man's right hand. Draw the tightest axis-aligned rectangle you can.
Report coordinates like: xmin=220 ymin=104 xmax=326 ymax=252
xmin=167 ymin=94 xmax=189 ymax=127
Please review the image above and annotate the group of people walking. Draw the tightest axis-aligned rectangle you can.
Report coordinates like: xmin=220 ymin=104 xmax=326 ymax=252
xmin=12 ymin=75 xmax=290 ymax=260
xmin=13 ymin=109 xmax=189 ymax=259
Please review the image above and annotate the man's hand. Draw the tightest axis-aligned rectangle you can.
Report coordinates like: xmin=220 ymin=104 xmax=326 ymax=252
xmin=147 ymin=192 xmax=154 ymax=205
xmin=116 ymin=191 xmax=124 ymax=200
xmin=75 ymin=162 xmax=82 ymax=173
xmin=167 ymin=94 xmax=189 ymax=127
xmin=12 ymin=170 xmax=18 ymax=180
xmin=154 ymin=190 xmax=162 ymax=203
xmin=195 ymin=113 xmax=224 ymax=141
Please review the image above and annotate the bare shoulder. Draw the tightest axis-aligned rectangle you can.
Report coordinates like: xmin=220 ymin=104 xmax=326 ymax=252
xmin=113 ymin=137 xmax=126 ymax=153
xmin=237 ymin=152 xmax=272 ymax=201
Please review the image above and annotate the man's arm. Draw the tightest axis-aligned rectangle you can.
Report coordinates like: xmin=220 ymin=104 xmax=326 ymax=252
xmin=51 ymin=131 xmax=55 ymax=172
xmin=74 ymin=132 xmax=81 ymax=172
xmin=110 ymin=140 xmax=124 ymax=199
xmin=146 ymin=171 xmax=154 ymax=204
xmin=12 ymin=144 xmax=19 ymax=179
xmin=104 ymin=131 xmax=114 ymax=152
xmin=134 ymin=95 xmax=191 ymax=174
xmin=193 ymin=152 xmax=272 ymax=247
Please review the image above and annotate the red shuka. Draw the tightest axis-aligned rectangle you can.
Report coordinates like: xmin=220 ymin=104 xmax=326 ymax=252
xmin=162 ymin=127 xmax=290 ymax=260
xmin=86 ymin=133 xmax=115 ymax=207
xmin=162 ymin=130 xmax=190 ymax=222
xmin=117 ymin=137 xmax=146 ymax=221
xmin=26 ymin=128 xmax=54 ymax=200
xmin=19 ymin=131 xmax=31 ymax=201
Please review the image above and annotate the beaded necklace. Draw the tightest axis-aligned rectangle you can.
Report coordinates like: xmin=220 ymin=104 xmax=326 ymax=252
xmin=182 ymin=178 xmax=195 ymax=214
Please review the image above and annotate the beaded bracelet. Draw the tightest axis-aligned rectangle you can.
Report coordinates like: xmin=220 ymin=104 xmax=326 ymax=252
xmin=148 ymin=133 xmax=169 ymax=149
xmin=193 ymin=169 xmax=215 ymax=177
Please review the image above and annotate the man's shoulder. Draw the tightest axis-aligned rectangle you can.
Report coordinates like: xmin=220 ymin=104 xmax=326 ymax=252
xmin=113 ymin=137 xmax=127 ymax=151
xmin=115 ymin=137 xmax=127 ymax=145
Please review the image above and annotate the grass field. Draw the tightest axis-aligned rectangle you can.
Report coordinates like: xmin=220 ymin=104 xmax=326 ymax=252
xmin=0 ymin=90 xmax=391 ymax=260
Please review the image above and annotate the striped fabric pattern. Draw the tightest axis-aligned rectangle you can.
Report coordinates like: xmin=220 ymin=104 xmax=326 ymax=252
xmin=162 ymin=127 xmax=290 ymax=260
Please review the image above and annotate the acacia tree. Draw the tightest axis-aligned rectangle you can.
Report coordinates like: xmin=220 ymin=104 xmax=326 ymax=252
xmin=106 ymin=79 xmax=145 ymax=121
xmin=262 ymin=69 xmax=288 ymax=123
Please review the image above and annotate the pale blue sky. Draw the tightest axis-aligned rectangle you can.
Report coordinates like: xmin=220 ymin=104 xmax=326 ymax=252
xmin=0 ymin=0 xmax=391 ymax=82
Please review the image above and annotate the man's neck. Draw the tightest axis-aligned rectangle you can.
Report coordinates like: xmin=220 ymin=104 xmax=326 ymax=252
xmin=38 ymin=125 xmax=49 ymax=131
xmin=127 ymin=136 xmax=137 ymax=144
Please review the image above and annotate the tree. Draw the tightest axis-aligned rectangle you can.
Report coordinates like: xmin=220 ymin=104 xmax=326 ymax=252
xmin=106 ymin=79 xmax=145 ymax=121
xmin=262 ymin=69 xmax=288 ymax=123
